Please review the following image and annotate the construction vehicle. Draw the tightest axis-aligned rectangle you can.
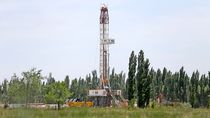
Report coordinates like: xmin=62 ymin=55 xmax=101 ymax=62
xmin=66 ymin=98 xmax=94 ymax=107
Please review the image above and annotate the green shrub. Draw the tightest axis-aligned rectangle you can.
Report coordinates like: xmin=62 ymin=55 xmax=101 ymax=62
xmin=128 ymin=98 xmax=135 ymax=108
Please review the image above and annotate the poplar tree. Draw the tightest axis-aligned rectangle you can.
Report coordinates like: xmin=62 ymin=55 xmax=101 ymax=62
xmin=136 ymin=50 xmax=150 ymax=108
xmin=190 ymin=71 xmax=199 ymax=108
xmin=144 ymin=59 xmax=150 ymax=106
xmin=64 ymin=75 xmax=70 ymax=89
xmin=127 ymin=51 xmax=137 ymax=102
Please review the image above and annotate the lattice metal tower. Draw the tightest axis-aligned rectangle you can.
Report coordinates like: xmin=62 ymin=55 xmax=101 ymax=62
xmin=99 ymin=4 xmax=115 ymax=89
xmin=89 ymin=5 xmax=126 ymax=107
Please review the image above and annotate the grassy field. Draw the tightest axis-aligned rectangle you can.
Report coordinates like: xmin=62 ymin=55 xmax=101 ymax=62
xmin=0 ymin=106 xmax=210 ymax=118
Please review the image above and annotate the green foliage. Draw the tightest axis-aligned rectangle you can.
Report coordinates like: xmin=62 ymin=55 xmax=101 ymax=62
xmin=178 ymin=67 xmax=188 ymax=103
xmin=136 ymin=50 xmax=150 ymax=108
xmin=0 ymin=68 xmax=73 ymax=109
xmin=136 ymin=50 xmax=145 ymax=108
xmin=1 ymin=50 xmax=210 ymax=110
xmin=149 ymin=68 xmax=156 ymax=100
xmin=155 ymin=69 xmax=162 ymax=97
xmin=91 ymin=70 xmax=99 ymax=89
xmin=163 ymin=71 xmax=171 ymax=101
xmin=45 ymin=81 xmax=71 ymax=109
xmin=110 ymin=69 xmax=126 ymax=97
xmin=8 ymin=74 xmax=25 ymax=103
xmin=150 ymin=101 xmax=155 ymax=109
xmin=64 ymin=75 xmax=70 ymax=89
xmin=22 ymin=68 xmax=43 ymax=106
xmin=125 ymin=50 xmax=210 ymax=108
xmin=46 ymin=73 xmax=55 ymax=85
xmin=69 ymin=77 xmax=88 ymax=100
xmin=70 ymin=79 xmax=79 ymax=98
xmin=208 ymin=95 xmax=210 ymax=108
xmin=144 ymin=59 xmax=150 ymax=106
xmin=128 ymin=98 xmax=135 ymax=108
xmin=2 ymin=79 xmax=8 ymax=105
xmin=85 ymin=74 xmax=91 ymax=90
xmin=77 ymin=78 xmax=86 ymax=100
xmin=45 ymin=81 xmax=71 ymax=103
xmin=190 ymin=71 xmax=200 ymax=108
xmin=127 ymin=51 xmax=137 ymax=101
xmin=69 ymin=69 xmax=127 ymax=101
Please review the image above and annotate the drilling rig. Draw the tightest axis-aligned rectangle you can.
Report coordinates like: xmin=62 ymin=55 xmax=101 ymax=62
xmin=89 ymin=4 xmax=126 ymax=107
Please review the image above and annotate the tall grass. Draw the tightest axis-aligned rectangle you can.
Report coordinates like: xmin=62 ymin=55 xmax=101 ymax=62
xmin=0 ymin=106 xmax=210 ymax=118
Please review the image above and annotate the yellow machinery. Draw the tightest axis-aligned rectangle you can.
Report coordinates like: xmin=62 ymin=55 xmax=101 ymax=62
xmin=66 ymin=98 xmax=93 ymax=107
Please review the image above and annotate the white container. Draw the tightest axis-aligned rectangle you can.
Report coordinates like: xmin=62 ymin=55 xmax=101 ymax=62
xmin=89 ymin=89 xmax=107 ymax=96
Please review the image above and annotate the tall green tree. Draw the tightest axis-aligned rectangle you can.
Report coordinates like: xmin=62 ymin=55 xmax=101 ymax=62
xmin=86 ymin=74 xmax=92 ymax=90
xmin=184 ymin=74 xmax=190 ymax=103
xmin=136 ymin=50 xmax=144 ymax=108
xmin=144 ymin=59 xmax=150 ymax=106
xmin=110 ymin=68 xmax=117 ymax=90
xmin=118 ymin=72 xmax=126 ymax=98
xmin=136 ymin=50 xmax=150 ymax=108
xmin=64 ymin=75 xmax=70 ymax=89
xmin=178 ymin=67 xmax=185 ymax=102
xmin=22 ymin=68 xmax=43 ymax=107
xmin=190 ymin=71 xmax=199 ymax=108
xmin=8 ymin=74 xmax=25 ymax=103
xmin=70 ymin=79 xmax=78 ymax=98
xmin=2 ymin=79 xmax=8 ymax=106
xmin=170 ymin=73 xmax=177 ymax=101
xmin=77 ymin=78 xmax=86 ymax=100
xmin=155 ymin=69 xmax=162 ymax=97
xmin=174 ymin=72 xmax=180 ymax=101
xmin=149 ymin=68 xmax=156 ymax=100
xmin=47 ymin=73 xmax=55 ymax=85
xmin=91 ymin=70 xmax=98 ymax=89
xmin=162 ymin=67 xmax=167 ymax=87
xmin=198 ymin=74 xmax=209 ymax=107
xmin=127 ymin=51 xmax=137 ymax=102
xmin=163 ymin=71 xmax=173 ymax=101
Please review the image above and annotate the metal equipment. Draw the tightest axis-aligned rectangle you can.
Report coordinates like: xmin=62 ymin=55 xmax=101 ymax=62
xmin=88 ymin=4 xmax=126 ymax=107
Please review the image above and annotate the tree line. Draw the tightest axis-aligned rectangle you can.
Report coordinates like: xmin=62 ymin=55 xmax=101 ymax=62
xmin=0 ymin=69 xmax=71 ymax=109
xmin=127 ymin=50 xmax=210 ymax=108
xmin=0 ymin=50 xmax=209 ymax=109
xmin=0 ymin=68 xmax=126 ymax=109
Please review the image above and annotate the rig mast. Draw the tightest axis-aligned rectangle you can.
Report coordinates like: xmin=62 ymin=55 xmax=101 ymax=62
xmin=89 ymin=4 xmax=126 ymax=107
xmin=99 ymin=4 xmax=115 ymax=89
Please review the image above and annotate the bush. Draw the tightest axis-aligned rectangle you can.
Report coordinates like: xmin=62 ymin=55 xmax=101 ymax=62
xmin=151 ymin=101 xmax=155 ymax=109
xmin=128 ymin=99 xmax=135 ymax=108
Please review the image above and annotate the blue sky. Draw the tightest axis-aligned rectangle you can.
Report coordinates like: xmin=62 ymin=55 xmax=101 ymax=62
xmin=0 ymin=0 xmax=210 ymax=81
